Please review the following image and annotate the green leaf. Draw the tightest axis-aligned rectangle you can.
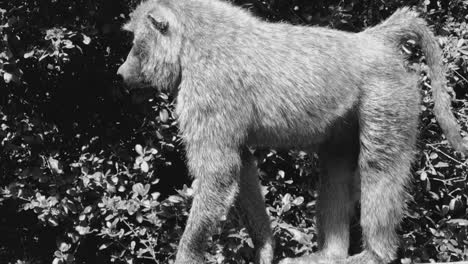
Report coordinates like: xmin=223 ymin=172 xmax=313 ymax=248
xmin=135 ymin=144 xmax=143 ymax=155
xmin=447 ymin=219 xmax=468 ymax=226
xmin=82 ymin=34 xmax=91 ymax=45
xmin=292 ymin=196 xmax=304 ymax=206
xmin=140 ymin=160 xmax=149 ymax=173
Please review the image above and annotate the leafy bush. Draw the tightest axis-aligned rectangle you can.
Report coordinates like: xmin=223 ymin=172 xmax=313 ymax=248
xmin=0 ymin=0 xmax=467 ymax=263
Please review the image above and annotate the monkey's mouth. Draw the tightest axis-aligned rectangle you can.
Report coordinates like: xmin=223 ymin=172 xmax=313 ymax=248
xmin=126 ymin=84 xmax=154 ymax=90
xmin=121 ymin=79 xmax=155 ymax=91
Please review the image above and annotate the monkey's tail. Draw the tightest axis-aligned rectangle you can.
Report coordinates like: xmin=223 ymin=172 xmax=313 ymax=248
xmin=365 ymin=7 xmax=468 ymax=155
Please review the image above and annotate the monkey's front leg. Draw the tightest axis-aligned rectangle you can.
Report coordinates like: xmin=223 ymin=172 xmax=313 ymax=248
xmin=175 ymin=141 xmax=242 ymax=264
xmin=279 ymin=254 xmax=337 ymax=264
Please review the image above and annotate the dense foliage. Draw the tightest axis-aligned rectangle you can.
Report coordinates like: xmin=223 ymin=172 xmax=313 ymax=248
xmin=0 ymin=0 xmax=467 ymax=263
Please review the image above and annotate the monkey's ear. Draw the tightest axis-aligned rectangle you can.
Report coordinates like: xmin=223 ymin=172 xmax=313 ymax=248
xmin=147 ymin=14 xmax=169 ymax=34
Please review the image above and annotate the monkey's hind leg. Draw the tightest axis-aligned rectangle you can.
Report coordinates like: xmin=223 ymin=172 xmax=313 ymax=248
xmin=279 ymin=121 xmax=359 ymax=264
xmin=236 ymin=150 xmax=274 ymax=264
xmin=279 ymin=78 xmax=419 ymax=264
xmin=347 ymin=80 xmax=418 ymax=264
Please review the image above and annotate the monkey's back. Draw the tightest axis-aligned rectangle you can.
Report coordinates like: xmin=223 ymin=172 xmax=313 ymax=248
xmin=168 ymin=0 xmax=416 ymax=148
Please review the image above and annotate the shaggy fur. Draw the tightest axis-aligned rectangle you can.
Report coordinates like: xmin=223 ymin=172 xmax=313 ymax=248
xmin=117 ymin=0 xmax=468 ymax=263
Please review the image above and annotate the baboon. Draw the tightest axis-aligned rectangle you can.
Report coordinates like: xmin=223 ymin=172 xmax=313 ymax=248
xmin=117 ymin=0 xmax=468 ymax=263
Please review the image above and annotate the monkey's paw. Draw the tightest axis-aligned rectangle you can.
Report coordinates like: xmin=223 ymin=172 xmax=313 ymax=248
xmin=256 ymin=242 xmax=275 ymax=264
xmin=278 ymin=254 xmax=328 ymax=264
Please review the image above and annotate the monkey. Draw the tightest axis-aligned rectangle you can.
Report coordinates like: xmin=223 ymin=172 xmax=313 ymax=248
xmin=117 ymin=0 xmax=468 ymax=263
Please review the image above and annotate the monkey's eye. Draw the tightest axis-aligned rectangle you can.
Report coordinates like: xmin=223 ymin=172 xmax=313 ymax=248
xmin=131 ymin=46 xmax=141 ymax=56
xmin=131 ymin=42 xmax=147 ymax=57
xmin=123 ymin=30 xmax=133 ymax=39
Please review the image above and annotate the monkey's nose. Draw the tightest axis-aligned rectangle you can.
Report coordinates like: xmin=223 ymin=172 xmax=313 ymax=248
xmin=116 ymin=71 xmax=124 ymax=83
xmin=116 ymin=65 xmax=125 ymax=79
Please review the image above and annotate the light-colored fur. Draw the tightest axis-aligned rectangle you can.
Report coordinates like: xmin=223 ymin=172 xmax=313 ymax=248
xmin=117 ymin=1 xmax=468 ymax=263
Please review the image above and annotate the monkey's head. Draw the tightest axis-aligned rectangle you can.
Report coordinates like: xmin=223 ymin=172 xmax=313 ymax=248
xmin=118 ymin=2 xmax=182 ymax=93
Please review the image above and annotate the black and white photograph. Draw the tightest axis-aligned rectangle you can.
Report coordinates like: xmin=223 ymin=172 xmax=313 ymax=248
xmin=0 ymin=0 xmax=467 ymax=263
